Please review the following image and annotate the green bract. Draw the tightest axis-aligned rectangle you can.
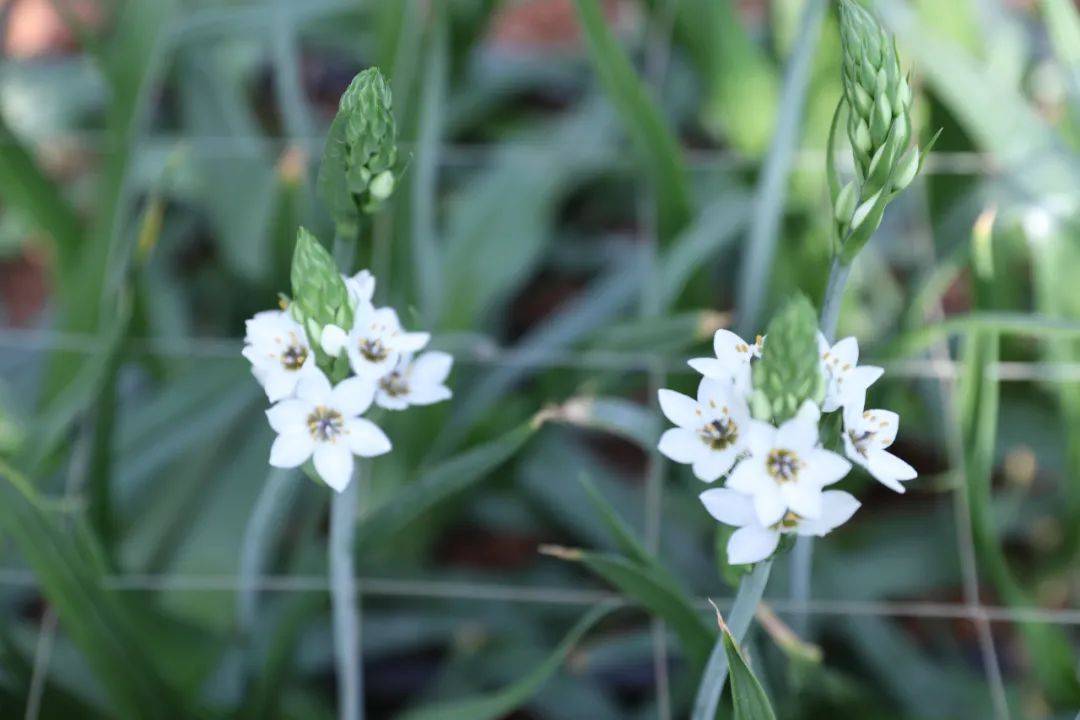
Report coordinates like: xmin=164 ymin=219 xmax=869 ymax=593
xmin=831 ymin=0 xmax=937 ymax=263
xmin=289 ymin=227 xmax=352 ymax=355
xmin=318 ymin=67 xmax=399 ymax=235
xmin=752 ymin=294 xmax=823 ymax=424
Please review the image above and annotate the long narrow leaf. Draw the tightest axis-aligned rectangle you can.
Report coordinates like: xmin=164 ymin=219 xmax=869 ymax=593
xmin=723 ymin=627 xmax=777 ymax=720
xmin=572 ymin=0 xmax=692 ymax=242
xmin=397 ymin=603 xmax=614 ymax=720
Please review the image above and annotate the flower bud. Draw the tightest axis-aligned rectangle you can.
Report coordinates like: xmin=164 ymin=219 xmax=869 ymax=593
xmin=834 ymin=181 xmax=859 ymax=226
xmin=752 ymin=294 xmax=824 ymax=424
xmin=318 ymin=67 xmax=399 ymax=234
xmin=290 ymin=227 xmax=353 ymax=344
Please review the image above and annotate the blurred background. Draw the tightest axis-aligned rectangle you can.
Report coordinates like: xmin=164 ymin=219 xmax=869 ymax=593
xmin=0 ymin=0 xmax=1079 ymax=718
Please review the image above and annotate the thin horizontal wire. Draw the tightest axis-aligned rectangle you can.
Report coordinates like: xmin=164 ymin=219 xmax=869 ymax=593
xmin=0 ymin=129 xmax=998 ymax=175
xmin=0 ymin=568 xmax=1076 ymax=626
xmin=1 ymin=327 xmax=1078 ymax=382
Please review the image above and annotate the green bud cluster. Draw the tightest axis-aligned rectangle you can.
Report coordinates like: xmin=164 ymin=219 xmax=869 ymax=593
xmin=289 ymin=227 xmax=352 ymax=363
xmin=318 ymin=67 xmax=399 ymax=234
xmin=751 ymin=294 xmax=824 ymax=424
xmin=832 ymin=0 xmax=936 ymax=262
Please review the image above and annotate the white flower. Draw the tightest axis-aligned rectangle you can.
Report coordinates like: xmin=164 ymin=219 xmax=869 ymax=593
xmin=321 ymin=302 xmax=430 ymax=380
xmin=344 ymin=269 xmax=375 ymax=308
xmin=817 ymin=334 xmax=883 ymax=413
xmin=725 ymin=402 xmax=851 ymax=526
xmin=700 ymin=486 xmax=861 ymax=564
xmin=842 ymin=402 xmax=917 ymax=493
xmin=375 ymin=352 xmax=454 ymax=410
xmin=657 ymin=378 xmax=752 ymax=482
xmin=266 ymin=371 xmax=391 ymax=492
xmin=242 ymin=310 xmax=319 ymax=402
xmin=688 ymin=329 xmax=763 ymax=395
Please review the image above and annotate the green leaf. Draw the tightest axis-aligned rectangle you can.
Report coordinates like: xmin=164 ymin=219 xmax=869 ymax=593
xmin=396 ymin=603 xmax=614 ymax=720
xmin=0 ymin=113 xmax=82 ymax=269
xmin=0 ymin=463 xmax=187 ymax=719
xmin=572 ymin=0 xmax=692 ymax=242
xmin=887 ymin=312 xmax=1080 ymax=358
xmin=354 ymin=421 xmax=537 ymax=551
xmin=723 ymin=626 xmax=778 ymax=720
xmin=544 ymin=547 xmax=714 ymax=671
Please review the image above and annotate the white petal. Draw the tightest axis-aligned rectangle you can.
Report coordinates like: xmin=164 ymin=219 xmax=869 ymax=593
xmin=266 ymin=400 xmax=310 ymax=434
xmin=269 ymin=431 xmax=314 ymax=468
xmin=375 ymin=389 xmax=411 ymax=411
xmin=866 ymin=449 xmax=917 ymax=489
xmin=807 ymin=448 xmax=852 ymax=486
xmin=776 ymin=413 xmax=819 ymax=455
xmin=411 ymin=352 xmax=453 ymax=386
xmin=394 ymin=331 xmax=430 ymax=353
xmin=322 ymin=324 xmax=349 ymax=356
xmin=657 ymin=389 xmax=701 ymax=428
xmin=697 ymin=378 xmax=731 ymax=408
xmin=296 ymin=370 xmax=332 ymax=404
xmin=658 ymin=428 xmax=704 ymax=464
xmin=798 ymin=490 xmax=860 ymax=535
xmin=700 ymin=487 xmax=757 ymax=527
xmin=742 ymin=420 xmax=776 ymax=457
xmin=407 ymin=384 xmax=452 ymax=406
xmin=850 ymin=365 xmax=884 ymax=391
xmin=345 ymin=269 xmax=376 ymax=305
xmin=753 ymin=483 xmax=787 ymax=527
xmin=862 ymin=408 xmax=900 ymax=449
xmin=331 ymin=376 xmax=376 ymax=417
xmin=713 ymin=329 xmax=752 ymax=362
xmin=692 ymin=448 xmax=738 ymax=483
xmin=688 ymin=357 xmax=731 ymax=379
xmin=726 ymin=457 xmax=766 ymax=494
xmin=794 ymin=400 xmax=821 ymax=425
xmin=346 ymin=418 xmax=392 ymax=457
xmin=263 ymin=368 xmax=298 ymax=402
xmin=831 ymin=337 xmax=859 ymax=366
xmin=782 ymin=480 xmax=823 ymax=519
xmin=727 ymin=525 xmax=780 ymax=565
xmin=314 ymin=443 xmax=354 ymax=492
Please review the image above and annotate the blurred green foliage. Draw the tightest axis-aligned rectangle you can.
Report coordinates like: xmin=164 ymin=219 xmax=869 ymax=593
xmin=0 ymin=0 xmax=1078 ymax=718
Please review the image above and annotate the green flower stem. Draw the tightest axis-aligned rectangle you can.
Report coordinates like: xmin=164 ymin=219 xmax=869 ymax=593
xmin=330 ymin=471 xmax=363 ymax=720
xmin=819 ymin=257 xmax=852 ymax=343
xmin=691 ymin=559 xmax=773 ymax=720
xmin=790 ymin=256 xmax=853 ymax=634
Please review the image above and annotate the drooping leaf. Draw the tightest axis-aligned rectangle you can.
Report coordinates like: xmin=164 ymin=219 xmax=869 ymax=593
xmin=396 ymin=603 xmax=614 ymax=720
xmin=723 ymin=626 xmax=778 ymax=720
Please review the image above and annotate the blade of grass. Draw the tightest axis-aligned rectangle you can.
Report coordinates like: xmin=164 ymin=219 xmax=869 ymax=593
xmin=331 ymin=471 xmax=363 ymax=720
xmin=721 ymin=619 xmax=778 ymax=720
xmin=691 ymin=559 xmax=772 ymax=720
xmin=0 ymin=462 xmax=185 ymax=719
xmin=397 ymin=602 xmax=615 ymax=720
xmin=540 ymin=546 xmax=714 ymax=672
xmin=354 ymin=421 xmax=538 ymax=552
xmin=886 ymin=312 xmax=1080 ymax=357
xmin=572 ymin=0 xmax=692 ymax=242
xmin=736 ymin=0 xmax=828 ymax=336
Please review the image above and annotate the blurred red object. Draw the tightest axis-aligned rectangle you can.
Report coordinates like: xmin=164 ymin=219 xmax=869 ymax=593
xmin=2 ymin=0 xmax=100 ymax=59
xmin=489 ymin=0 xmax=631 ymax=50
xmin=0 ymin=248 xmax=49 ymax=326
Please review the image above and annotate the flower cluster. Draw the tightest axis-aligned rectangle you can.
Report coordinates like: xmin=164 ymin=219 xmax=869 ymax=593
xmin=658 ymin=322 xmax=915 ymax=565
xmin=244 ymin=252 xmax=451 ymax=492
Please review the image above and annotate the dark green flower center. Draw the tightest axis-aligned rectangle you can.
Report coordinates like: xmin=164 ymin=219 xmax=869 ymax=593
xmin=307 ymin=406 xmax=344 ymax=441
xmin=700 ymin=418 xmax=738 ymax=451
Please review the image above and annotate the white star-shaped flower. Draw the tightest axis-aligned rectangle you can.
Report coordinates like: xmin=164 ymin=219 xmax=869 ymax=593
xmin=688 ymin=329 xmax=763 ymax=395
xmin=375 ymin=352 xmax=454 ymax=410
xmin=817 ymin=334 xmax=883 ymax=412
xmin=842 ymin=402 xmax=917 ymax=493
xmin=725 ymin=402 xmax=851 ymax=526
xmin=657 ymin=378 xmax=752 ymax=482
xmin=266 ymin=371 xmax=391 ymax=492
xmin=321 ymin=302 xmax=430 ymax=380
xmin=242 ymin=310 xmax=319 ymax=402
xmin=700 ymin=486 xmax=861 ymax=564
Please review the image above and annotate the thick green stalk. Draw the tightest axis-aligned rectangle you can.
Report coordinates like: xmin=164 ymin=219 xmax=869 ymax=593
xmin=691 ymin=560 xmax=772 ymax=719
xmin=330 ymin=473 xmax=363 ymax=720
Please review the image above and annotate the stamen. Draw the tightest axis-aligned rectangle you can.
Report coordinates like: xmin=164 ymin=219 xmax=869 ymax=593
xmin=359 ymin=337 xmax=388 ymax=363
xmin=700 ymin=417 xmax=738 ymax=451
xmin=307 ymin=406 xmax=345 ymax=442
xmin=766 ymin=449 xmax=802 ymax=482
xmin=380 ymin=371 xmax=409 ymax=397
